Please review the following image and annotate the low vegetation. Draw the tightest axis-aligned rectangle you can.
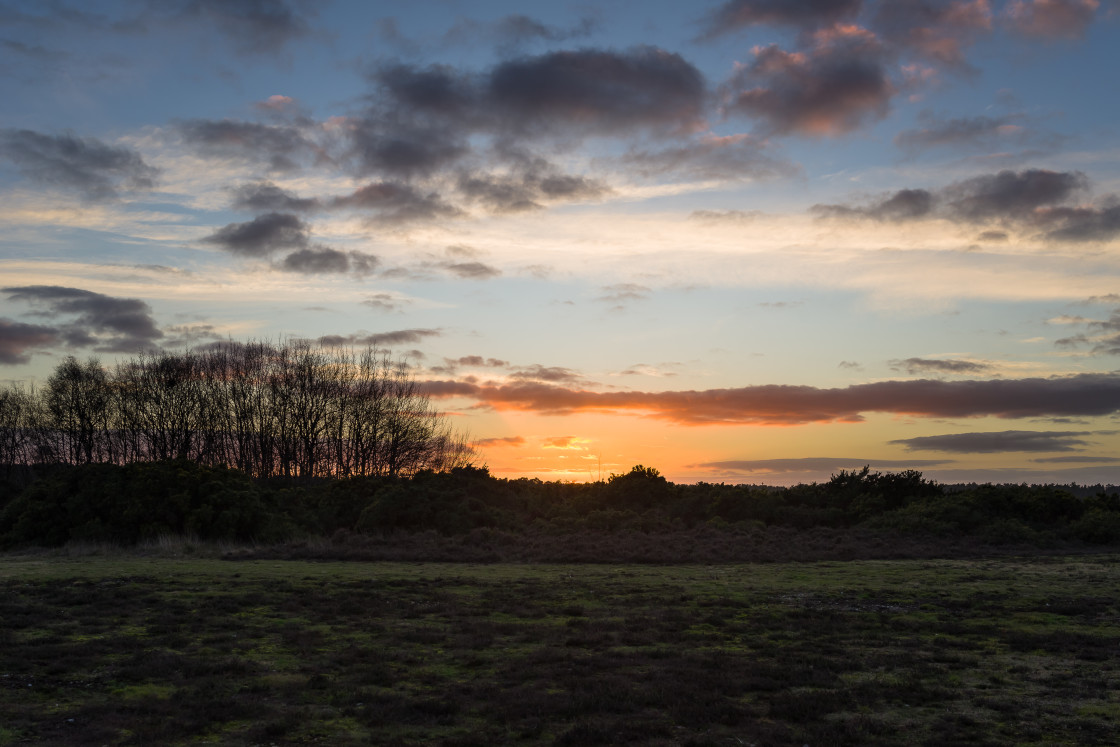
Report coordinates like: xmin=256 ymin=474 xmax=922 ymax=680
xmin=2 ymin=556 xmax=1118 ymax=745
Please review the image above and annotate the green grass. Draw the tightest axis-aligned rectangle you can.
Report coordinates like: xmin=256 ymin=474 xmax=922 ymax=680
xmin=1 ymin=555 xmax=1119 ymax=745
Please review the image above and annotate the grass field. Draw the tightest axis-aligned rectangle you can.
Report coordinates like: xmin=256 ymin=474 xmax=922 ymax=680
xmin=2 ymin=552 xmax=1119 ymax=745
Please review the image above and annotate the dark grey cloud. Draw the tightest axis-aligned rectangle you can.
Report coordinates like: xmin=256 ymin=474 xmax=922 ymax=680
xmin=2 ymin=285 xmax=163 ymax=354
xmin=1032 ymin=455 xmax=1120 ymax=464
xmin=813 ymin=188 xmax=935 ymax=221
xmin=443 ymin=14 xmax=596 ymax=53
xmin=177 ymin=119 xmax=318 ymax=171
xmin=330 ymin=182 xmax=462 ymax=224
xmin=440 ymin=261 xmax=501 ymax=280
xmin=201 ymin=213 xmax=309 ymax=257
xmin=487 ymin=47 xmax=705 ymax=136
xmin=944 ymin=168 xmax=1087 ymax=222
xmin=620 ymin=135 xmax=795 ymax=181
xmin=1035 ymin=203 xmax=1120 ymax=243
xmin=280 ymin=248 xmax=379 ymax=276
xmin=145 ymin=0 xmax=313 ymax=54
xmin=347 ymin=121 xmax=470 ymax=180
xmin=373 ymin=64 xmax=478 ymax=120
xmin=721 ymin=27 xmax=893 ymax=136
xmin=159 ymin=323 xmax=223 ymax=349
xmin=891 ymin=430 xmax=1097 ymax=453
xmin=509 ymin=365 xmax=582 ymax=384
xmin=458 ymin=355 xmax=509 ymax=368
xmin=977 ymin=230 xmax=1009 ymax=241
xmin=814 ymin=169 xmax=1108 ymax=236
xmin=362 ymin=293 xmax=408 ymax=313
xmin=869 ymin=0 xmax=993 ymax=70
xmin=0 ymin=129 xmax=158 ymax=201
xmin=429 ymin=355 xmax=510 ymax=375
xmin=1 ymin=37 xmax=68 ymax=63
xmin=456 ymin=169 xmax=608 ymax=213
xmin=889 ymin=357 xmax=993 ymax=375
xmin=894 ymin=113 xmax=1032 ymax=154
xmin=230 ymin=181 xmax=321 ymax=212
xmin=1004 ymin=0 xmax=1099 ymax=40
xmin=315 ymin=329 xmax=441 ymax=348
xmin=1055 ymin=307 xmax=1120 ymax=356
xmin=700 ymin=0 xmax=862 ymax=36
xmin=0 ymin=319 xmax=61 ymax=365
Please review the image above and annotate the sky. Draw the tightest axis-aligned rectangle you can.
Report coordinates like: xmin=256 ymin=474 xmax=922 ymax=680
xmin=2 ymin=0 xmax=1120 ymax=485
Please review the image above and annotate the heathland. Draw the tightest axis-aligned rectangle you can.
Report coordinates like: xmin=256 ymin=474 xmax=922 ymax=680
xmin=2 ymin=554 xmax=1118 ymax=745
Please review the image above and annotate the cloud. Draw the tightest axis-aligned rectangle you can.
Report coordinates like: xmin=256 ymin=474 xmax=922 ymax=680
xmin=869 ymin=0 xmax=993 ymax=70
xmin=443 ymin=14 xmax=596 ymax=53
xmin=430 ymin=355 xmax=511 ymax=374
xmin=347 ymin=120 xmax=470 ymax=180
xmin=620 ymin=133 xmax=795 ymax=181
xmin=315 ymin=329 xmax=441 ymax=348
xmin=508 ymin=365 xmax=583 ymax=384
xmin=2 ymin=285 xmax=163 ymax=354
xmin=440 ymin=261 xmax=501 ymax=280
xmin=330 ymin=182 xmax=462 ymax=224
xmin=700 ymin=0 xmax=862 ymax=36
xmin=891 ymin=429 xmax=1098 ymax=453
xmin=689 ymin=209 xmax=763 ymax=223
xmin=690 ymin=457 xmax=950 ymax=476
xmin=542 ymin=435 xmax=589 ymax=449
xmin=944 ymin=168 xmax=1087 ymax=222
xmin=893 ymin=112 xmax=1035 ymax=154
xmin=456 ymin=168 xmax=609 ymax=213
xmin=1034 ymin=203 xmax=1120 ymax=243
xmin=487 ymin=47 xmax=706 ymax=136
xmin=1004 ymin=0 xmax=1099 ymax=40
xmin=147 ymin=0 xmax=314 ymax=54
xmin=230 ymin=181 xmax=321 ymax=212
xmin=362 ymin=293 xmax=409 ymax=313
xmin=1032 ymin=455 xmax=1120 ymax=464
xmin=596 ymin=283 xmax=651 ymax=304
xmin=0 ymin=319 xmax=61 ymax=365
xmin=813 ymin=168 xmax=1108 ymax=235
xmin=0 ymin=129 xmax=158 ymax=201
xmin=721 ymin=24 xmax=894 ymax=136
xmin=1053 ymin=307 xmax=1120 ymax=355
xmin=201 ymin=213 xmax=309 ymax=257
xmin=357 ymin=47 xmax=705 ymax=190
xmin=254 ymin=94 xmax=300 ymax=114
xmin=177 ymin=119 xmax=318 ymax=171
xmin=977 ymin=230 xmax=1008 ymax=241
xmin=813 ymin=188 xmax=935 ymax=221
xmin=280 ymin=248 xmax=379 ymax=276
xmin=474 ymin=435 xmax=526 ymax=448
xmin=421 ymin=373 xmax=1120 ymax=425
xmin=455 ymin=356 xmax=509 ymax=368
xmin=888 ymin=357 xmax=994 ymax=375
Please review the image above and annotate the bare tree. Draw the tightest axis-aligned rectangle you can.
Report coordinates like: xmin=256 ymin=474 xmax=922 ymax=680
xmin=0 ymin=341 xmax=476 ymax=479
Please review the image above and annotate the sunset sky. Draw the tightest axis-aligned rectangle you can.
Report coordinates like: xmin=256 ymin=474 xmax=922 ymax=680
xmin=3 ymin=0 xmax=1120 ymax=484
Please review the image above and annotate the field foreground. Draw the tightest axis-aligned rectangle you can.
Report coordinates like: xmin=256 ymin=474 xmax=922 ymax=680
xmin=2 ymin=555 xmax=1119 ymax=745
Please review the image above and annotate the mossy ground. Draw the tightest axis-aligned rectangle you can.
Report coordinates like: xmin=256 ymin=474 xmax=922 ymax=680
xmin=2 ymin=555 xmax=1118 ymax=745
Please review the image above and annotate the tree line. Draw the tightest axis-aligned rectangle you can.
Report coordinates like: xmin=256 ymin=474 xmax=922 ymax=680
xmin=0 ymin=341 xmax=473 ymax=481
